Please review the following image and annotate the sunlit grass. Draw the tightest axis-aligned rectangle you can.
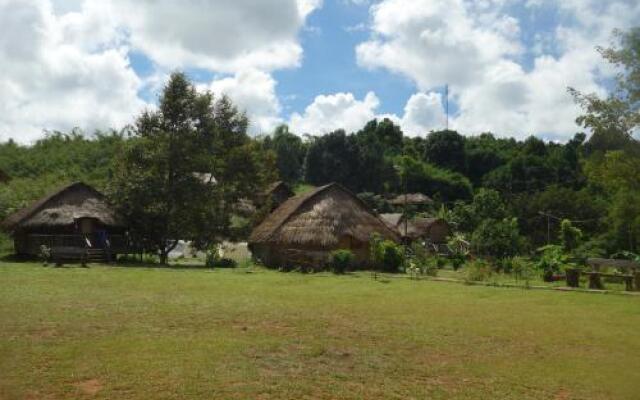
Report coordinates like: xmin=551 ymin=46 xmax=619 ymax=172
xmin=1 ymin=261 xmax=639 ymax=399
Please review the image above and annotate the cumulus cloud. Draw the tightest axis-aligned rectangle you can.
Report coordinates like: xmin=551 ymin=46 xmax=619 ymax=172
xmin=205 ymin=69 xmax=282 ymax=135
xmin=290 ymin=92 xmax=380 ymax=135
xmin=288 ymin=90 xmax=447 ymax=137
xmin=0 ymin=0 xmax=145 ymax=144
xmin=356 ymin=0 xmax=640 ymax=140
xmin=400 ymin=92 xmax=447 ymax=136
xmin=111 ymin=0 xmax=317 ymax=72
xmin=0 ymin=0 xmax=321 ymax=142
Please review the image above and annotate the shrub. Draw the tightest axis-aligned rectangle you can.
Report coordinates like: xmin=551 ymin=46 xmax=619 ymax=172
xmin=464 ymin=259 xmax=493 ymax=282
xmin=471 ymin=217 xmax=525 ymax=259
xmin=370 ymin=235 xmax=404 ymax=272
xmin=510 ymin=256 xmax=534 ymax=286
xmin=220 ymin=258 xmax=238 ymax=268
xmin=330 ymin=249 xmax=354 ymax=274
xmin=535 ymin=245 xmax=569 ymax=282
xmin=408 ymin=242 xmax=437 ymax=277
xmin=203 ymin=243 xmax=237 ymax=268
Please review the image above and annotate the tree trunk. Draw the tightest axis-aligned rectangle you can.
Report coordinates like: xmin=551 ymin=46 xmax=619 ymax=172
xmin=159 ymin=250 xmax=168 ymax=265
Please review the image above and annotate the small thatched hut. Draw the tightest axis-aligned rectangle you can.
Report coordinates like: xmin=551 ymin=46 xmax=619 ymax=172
xmin=380 ymin=214 xmax=450 ymax=244
xmin=249 ymin=183 xmax=399 ymax=269
xmin=1 ymin=182 xmax=128 ymax=260
xmin=259 ymin=181 xmax=294 ymax=211
xmin=388 ymin=193 xmax=433 ymax=207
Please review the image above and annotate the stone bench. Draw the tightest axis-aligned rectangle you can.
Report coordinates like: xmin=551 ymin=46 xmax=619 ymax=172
xmin=566 ymin=258 xmax=640 ymax=291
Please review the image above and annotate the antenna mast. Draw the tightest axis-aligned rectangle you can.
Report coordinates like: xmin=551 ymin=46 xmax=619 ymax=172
xmin=445 ymin=84 xmax=449 ymax=131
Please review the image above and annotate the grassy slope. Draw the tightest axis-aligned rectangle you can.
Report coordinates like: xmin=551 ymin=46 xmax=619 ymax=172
xmin=1 ymin=262 xmax=639 ymax=399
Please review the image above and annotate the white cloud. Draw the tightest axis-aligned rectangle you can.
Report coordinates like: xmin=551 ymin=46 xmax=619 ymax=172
xmin=205 ymin=69 xmax=282 ymax=135
xmin=0 ymin=0 xmax=321 ymax=142
xmin=0 ymin=0 xmax=145 ymax=144
xmin=400 ymin=92 xmax=447 ymax=136
xmin=356 ymin=0 xmax=640 ymax=140
xmin=289 ymin=90 xmax=447 ymax=137
xmin=290 ymin=92 xmax=380 ymax=134
xmin=112 ymin=0 xmax=319 ymax=72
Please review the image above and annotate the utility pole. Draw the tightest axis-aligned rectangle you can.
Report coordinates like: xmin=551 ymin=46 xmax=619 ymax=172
xmin=444 ymin=84 xmax=449 ymax=131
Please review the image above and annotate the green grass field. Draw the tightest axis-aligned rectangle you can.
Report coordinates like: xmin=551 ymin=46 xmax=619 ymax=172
xmin=1 ymin=262 xmax=639 ymax=399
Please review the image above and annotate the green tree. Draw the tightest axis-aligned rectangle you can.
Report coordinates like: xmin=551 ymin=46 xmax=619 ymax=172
xmin=471 ymin=217 xmax=524 ymax=259
xmin=262 ymin=125 xmax=306 ymax=184
xmin=569 ymin=28 xmax=640 ymax=152
xmin=423 ymin=130 xmax=466 ymax=173
xmin=109 ymin=72 xmax=273 ymax=264
xmin=560 ymin=219 xmax=582 ymax=252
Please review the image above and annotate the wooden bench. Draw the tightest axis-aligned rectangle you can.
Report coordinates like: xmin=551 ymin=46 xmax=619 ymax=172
xmin=566 ymin=258 xmax=640 ymax=291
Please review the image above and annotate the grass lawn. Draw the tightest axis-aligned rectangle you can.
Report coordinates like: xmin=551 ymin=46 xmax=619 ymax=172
xmin=1 ymin=262 xmax=640 ymax=399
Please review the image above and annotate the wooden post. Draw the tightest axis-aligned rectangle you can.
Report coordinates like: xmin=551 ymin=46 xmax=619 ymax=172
xmin=588 ymin=273 xmax=604 ymax=290
xmin=565 ymin=268 xmax=580 ymax=288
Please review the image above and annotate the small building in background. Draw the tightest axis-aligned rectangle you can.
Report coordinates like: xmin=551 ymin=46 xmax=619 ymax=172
xmin=388 ymin=193 xmax=433 ymax=208
xmin=258 ymin=181 xmax=294 ymax=212
xmin=249 ymin=183 xmax=399 ymax=269
xmin=1 ymin=182 xmax=130 ymax=261
xmin=380 ymin=213 xmax=451 ymax=247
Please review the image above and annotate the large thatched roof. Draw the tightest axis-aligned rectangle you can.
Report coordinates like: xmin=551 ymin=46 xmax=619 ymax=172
xmin=389 ymin=193 xmax=433 ymax=206
xmin=249 ymin=183 xmax=399 ymax=247
xmin=1 ymin=182 xmax=123 ymax=231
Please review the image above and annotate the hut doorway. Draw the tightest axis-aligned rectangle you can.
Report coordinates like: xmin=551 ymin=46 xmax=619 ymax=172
xmin=77 ymin=217 xmax=99 ymax=235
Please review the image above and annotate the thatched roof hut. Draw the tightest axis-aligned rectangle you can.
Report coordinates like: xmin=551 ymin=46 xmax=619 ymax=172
xmin=389 ymin=193 xmax=433 ymax=206
xmin=249 ymin=183 xmax=399 ymax=269
xmin=259 ymin=181 xmax=294 ymax=211
xmin=380 ymin=214 xmax=450 ymax=244
xmin=2 ymin=182 xmax=122 ymax=232
xmin=2 ymin=182 xmax=126 ymax=257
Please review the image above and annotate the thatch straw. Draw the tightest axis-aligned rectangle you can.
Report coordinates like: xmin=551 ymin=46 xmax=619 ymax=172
xmin=2 ymin=182 xmax=122 ymax=231
xmin=249 ymin=183 xmax=399 ymax=248
xmin=389 ymin=193 xmax=433 ymax=206
xmin=398 ymin=218 xmax=450 ymax=242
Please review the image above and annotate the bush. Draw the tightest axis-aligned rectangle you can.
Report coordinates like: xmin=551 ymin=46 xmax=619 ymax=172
xmin=215 ymin=258 xmax=237 ymax=268
xmin=381 ymin=242 xmax=404 ymax=272
xmin=535 ymin=245 xmax=571 ymax=282
xmin=205 ymin=244 xmax=237 ymax=268
xmin=408 ymin=242 xmax=437 ymax=277
xmin=464 ymin=259 xmax=493 ymax=282
xmin=370 ymin=235 xmax=404 ymax=273
xmin=510 ymin=256 xmax=534 ymax=286
xmin=471 ymin=217 xmax=525 ymax=259
xmin=330 ymin=249 xmax=354 ymax=274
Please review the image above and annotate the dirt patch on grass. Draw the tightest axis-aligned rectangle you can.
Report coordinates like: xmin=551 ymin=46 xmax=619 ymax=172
xmin=74 ymin=379 xmax=103 ymax=396
xmin=28 ymin=327 xmax=59 ymax=340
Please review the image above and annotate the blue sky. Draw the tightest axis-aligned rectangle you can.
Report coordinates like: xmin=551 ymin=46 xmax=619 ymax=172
xmin=1 ymin=0 xmax=638 ymax=143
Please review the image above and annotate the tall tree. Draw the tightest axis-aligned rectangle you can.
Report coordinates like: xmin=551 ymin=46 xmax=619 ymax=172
xmin=262 ymin=125 xmax=306 ymax=184
xmin=423 ymin=130 xmax=467 ymax=173
xmin=569 ymin=28 xmax=640 ymax=151
xmin=109 ymin=72 xmax=274 ymax=263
